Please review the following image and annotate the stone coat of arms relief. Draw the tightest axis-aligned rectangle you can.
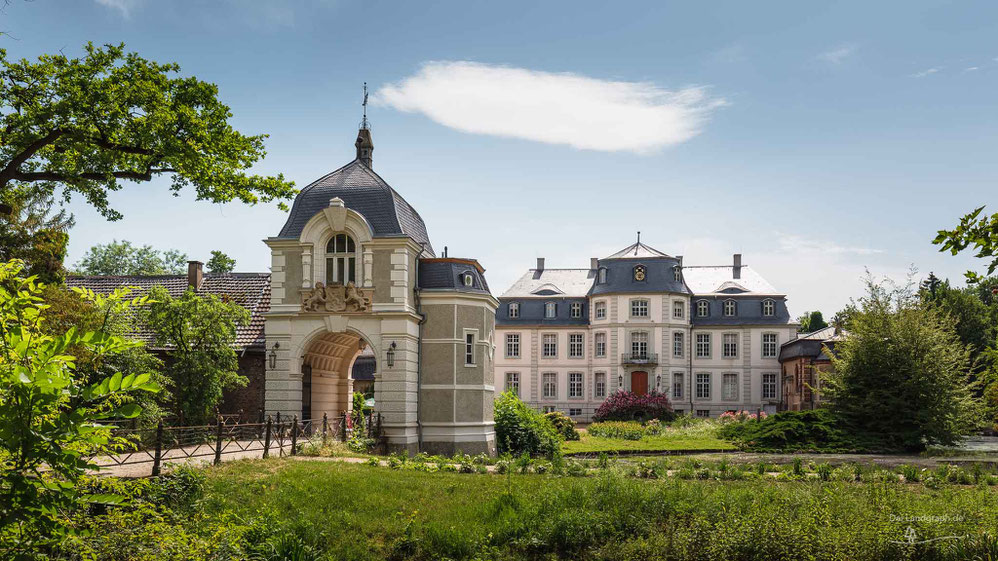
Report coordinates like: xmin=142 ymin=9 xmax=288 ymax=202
xmin=301 ymin=281 xmax=373 ymax=313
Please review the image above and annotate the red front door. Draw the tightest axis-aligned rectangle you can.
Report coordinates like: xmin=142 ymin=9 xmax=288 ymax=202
xmin=631 ymin=371 xmax=648 ymax=395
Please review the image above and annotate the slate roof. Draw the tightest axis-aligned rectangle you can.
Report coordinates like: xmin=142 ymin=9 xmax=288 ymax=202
xmin=65 ymin=273 xmax=270 ymax=350
xmin=276 ymin=159 xmax=434 ymax=255
xmin=779 ymin=326 xmax=848 ymax=361
xmin=418 ymin=258 xmax=491 ymax=294
xmin=604 ymin=241 xmax=672 ymax=259
xmin=682 ymin=266 xmax=781 ymax=296
xmin=500 ymin=268 xmax=595 ymax=298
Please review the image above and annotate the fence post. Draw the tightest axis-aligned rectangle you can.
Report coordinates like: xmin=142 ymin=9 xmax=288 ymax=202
xmin=151 ymin=420 xmax=164 ymax=477
xmin=213 ymin=415 xmax=224 ymax=465
xmin=322 ymin=413 xmax=328 ymax=446
xmin=263 ymin=415 xmax=272 ymax=459
xmin=291 ymin=415 xmax=299 ymax=456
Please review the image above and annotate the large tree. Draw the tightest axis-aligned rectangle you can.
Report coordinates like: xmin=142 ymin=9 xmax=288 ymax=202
xmin=934 ymin=206 xmax=998 ymax=282
xmin=206 ymin=250 xmax=236 ymax=273
xmin=796 ymin=310 xmax=828 ymax=333
xmin=0 ymin=185 xmax=74 ymax=284
xmin=0 ymin=43 xmax=295 ymax=222
xmin=74 ymin=240 xmax=187 ymax=276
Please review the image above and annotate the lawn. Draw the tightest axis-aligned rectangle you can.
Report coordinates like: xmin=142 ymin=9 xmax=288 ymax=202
xmin=563 ymin=433 xmax=736 ymax=454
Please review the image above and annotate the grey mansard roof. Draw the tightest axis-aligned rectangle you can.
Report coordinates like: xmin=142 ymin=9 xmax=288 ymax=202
xmin=276 ymin=159 xmax=434 ymax=255
xmin=419 ymin=258 xmax=491 ymax=294
xmin=500 ymin=268 xmax=595 ymax=298
xmin=682 ymin=266 xmax=781 ymax=296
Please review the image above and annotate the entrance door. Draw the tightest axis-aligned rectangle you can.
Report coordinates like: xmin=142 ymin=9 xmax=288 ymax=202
xmin=631 ymin=371 xmax=648 ymax=395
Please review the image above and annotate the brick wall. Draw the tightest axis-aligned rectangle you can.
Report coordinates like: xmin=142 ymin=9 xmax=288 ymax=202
xmin=220 ymin=350 xmax=267 ymax=421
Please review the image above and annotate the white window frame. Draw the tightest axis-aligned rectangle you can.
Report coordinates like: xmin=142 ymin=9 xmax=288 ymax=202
xmin=672 ymin=372 xmax=684 ymax=399
xmin=464 ymin=330 xmax=477 ymax=366
xmin=723 ymin=299 xmax=737 ymax=317
xmin=594 ymin=300 xmax=606 ymax=320
xmin=544 ymin=302 xmax=557 ymax=318
xmin=505 ymin=333 xmax=520 ymax=359
xmin=568 ymin=407 xmax=583 ymax=417
xmin=696 ymin=409 xmax=710 ymax=418
xmin=762 ymin=299 xmax=775 ymax=317
xmin=762 ymin=373 xmax=778 ymax=400
xmin=673 ymin=300 xmax=685 ymax=319
xmin=594 ymin=332 xmax=606 ymax=358
xmin=598 ymin=268 xmax=607 ymax=284
xmin=696 ymin=300 xmax=709 ymax=317
xmin=630 ymin=298 xmax=649 ymax=318
xmin=631 ymin=331 xmax=649 ymax=358
xmin=695 ymin=333 xmax=711 ymax=358
xmin=570 ymin=302 xmax=582 ymax=318
xmin=568 ymin=372 xmax=584 ymax=399
xmin=568 ymin=333 xmax=584 ymax=358
xmin=542 ymin=333 xmax=557 ymax=358
xmin=722 ymin=372 xmax=739 ymax=400
xmin=673 ymin=331 xmax=684 ymax=358
xmin=508 ymin=302 xmax=519 ymax=318
xmin=505 ymin=372 xmax=520 ymax=396
xmin=722 ymin=333 xmax=738 ymax=359
xmin=594 ymin=372 xmax=607 ymax=399
xmin=762 ymin=333 xmax=778 ymax=359
xmin=543 ymin=405 xmax=556 ymax=414
xmin=542 ymin=372 xmax=557 ymax=399
xmin=324 ymin=233 xmax=357 ymax=285
xmin=674 ymin=266 xmax=682 ymax=282
xmin=696 ymin=373 xmax=711 ymax=400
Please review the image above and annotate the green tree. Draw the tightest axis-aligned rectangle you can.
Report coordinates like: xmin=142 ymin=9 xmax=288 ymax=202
xmin=206 ymin=250 xmax=236 ymax=273
xmin=75 ymin=240 xmax=187 ymax=276
xmin=796 ymin=310 xmax=828 ymax=333
xmin=0 ymin=185 xmax=74 ymax=284
xmin=0 ymin=43 xmax=295 ymax=222
xmin=934 ymin=206 xmax=998 ymax=282
xmin=824 ymin=276 xmax=981 ymax=451
xmin=144 ymin=286 xmax=248 ymax=424
xmin=0 ymin=260 xmax=160 ymax=553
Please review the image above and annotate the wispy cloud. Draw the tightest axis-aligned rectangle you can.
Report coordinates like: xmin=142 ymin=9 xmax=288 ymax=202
xmin=375 ymin=61 xmax=725 ymax=153
xmin=817 ymin=44 xmax=858 ymax=65
xmin=94 ymin=0 xmax=139 ymax=17
xmin=964 ymin=66 xmax=980 ymax=72
xmin=911 ymin=67 xmax=941 ymax=78
xmin=777 ymin=234 xmax=884 ymax=256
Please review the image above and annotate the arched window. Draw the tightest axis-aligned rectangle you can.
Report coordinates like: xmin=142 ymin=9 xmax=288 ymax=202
xmin=326 ymin=233 xmax=356 ymax=285
xmin=723 ymin=299 xmax=737 ymax=317
xmin=696 ymin=300 xmax=710 ymax=317
xmin=762 ymin=299 xmax=775 ymax=317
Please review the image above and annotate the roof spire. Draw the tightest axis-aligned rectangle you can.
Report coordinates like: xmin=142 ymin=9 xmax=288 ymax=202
xmin=635 ymin=231 xmax=641 ymax=255
xmin=355 ymin=83 xmax=374 ymax=168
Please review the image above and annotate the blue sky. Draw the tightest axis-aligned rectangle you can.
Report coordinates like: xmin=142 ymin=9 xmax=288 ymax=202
xmin=4 ymin=1 xmax=996 ymax=316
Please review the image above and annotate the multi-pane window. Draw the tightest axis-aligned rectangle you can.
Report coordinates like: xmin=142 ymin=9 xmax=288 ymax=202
xmin=696 ymin=373 xmax=711 ymax=399
xmin=594 ymin=332 xmax=606 ymax=358
xmin=465 ymin=332 xmax=476 ymax=365
xmin=594 ymin=301 xmax=606 ymax=320
xmin=594 ymin=372 xmax=607 ymax=398
xmin=544 ymin=302 xmax=557 ymax=318
xmin=722 ymin=333 xmax=738 ymax=358
xmin=569 ymin=372 xmax=584 ymax=398
xmin=569 ymin=408 xmax=582 ymax=417
xmin=673 ymin=332 xmax=684 ymax=358
xmin=508 ymin=302 xmax=519 ymax=318
xmin=695 ymin=333 xmax=711 ymax=358
xmin=542 ymin=334 xmax=557 ymax=358
xmin=631 ymin=331 xmax=648 ymax=358
xmin=762 ymin=373 xmax=778 ymax=400
xmin=673 ymin=300 xmax=685 ymax=319
xmin=543 ymin=406 xmax=556 ymax=413
xmin=696 ymin=409 xmax=710 ymax=418
xmin=569 ymin=333 xmax=584 ymax=358
xmin=723 ymin=300 xmax=737 ymax=317
xmin=325 ymin=233 xmax=356 ymax=285
xmin=762 ymin=299 xmax=775 ymax=317
xmin=630 ymin=299 xmax=649 ymax=318
xmin=542 ymin=372 xmax=557 ymax=399
xmin=762 ymin=333 xmax=778 ymax=358
xmin=696 ymin=300 xmax=709 ymax=317
xmin=723 ymin=373 xmax=739 ymax=400
xmin=598 ymin=268 xmax=607 ymax=284
xmin=505 ymin=333 xmax=520 ymax=358
xmin=674 ymin=266 xmax=682 ymax=282
xmin=672 ymin=372 xmax=684 ymax=399
xmin=505 ymin=372 xmax=520 ymax=396
xmin=570 ymin=302 xmax=582 ymax=318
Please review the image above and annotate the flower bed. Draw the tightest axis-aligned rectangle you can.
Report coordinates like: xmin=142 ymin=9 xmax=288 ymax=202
xmin=592 ymin=390 xmax=674 ymax=422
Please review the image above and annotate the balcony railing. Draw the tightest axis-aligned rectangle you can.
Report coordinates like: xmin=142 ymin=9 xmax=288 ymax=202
xmin=621 ymin=352 xmax=658 ymax=365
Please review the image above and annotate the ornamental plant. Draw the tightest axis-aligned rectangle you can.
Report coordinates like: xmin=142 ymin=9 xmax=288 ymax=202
xmin=592 ymin=390 xmax=674 ymax=422
xmin=494 ymin=392 xmax=561 ymax=458
xmin=718 ymin=410 xmax=767 ymax=423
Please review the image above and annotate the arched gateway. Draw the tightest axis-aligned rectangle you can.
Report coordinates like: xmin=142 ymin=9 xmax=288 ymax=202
xmin=263 ymin=126 xmax=498 ymax=455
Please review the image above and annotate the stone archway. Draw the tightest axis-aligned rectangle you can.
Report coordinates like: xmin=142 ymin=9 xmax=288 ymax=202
xmin=299 ymin=330 xmax=373 ymax=422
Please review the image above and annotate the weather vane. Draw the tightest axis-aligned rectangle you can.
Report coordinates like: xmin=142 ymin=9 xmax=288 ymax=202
xmin=361 ymin=82 xmax=370 ymax=130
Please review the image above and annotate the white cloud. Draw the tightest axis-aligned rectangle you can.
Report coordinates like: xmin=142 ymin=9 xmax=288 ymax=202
xmin=964 ymin=66 xmax=980 ymax=72
xmin=911 ymin=67 xmax=941 ymax=78
xmin=375 ymin=61 xmax=725 ymax=153
xmin=95 ymin=0 xmax=139 ymax=16
xmin=776 ymin=233 xmax=884 ymax=256
xmin=817 ymin=44 xmax=858 ymax=65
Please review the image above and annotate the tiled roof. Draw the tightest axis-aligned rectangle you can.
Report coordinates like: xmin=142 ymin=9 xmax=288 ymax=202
xmin=65 ymin=273 xmax=270 ymax=350
xmin=500 ymin=268 xmax=595 ymax=298
xmin=276 ymin=159 xmax=434 ymax=255
xmin=682 ymin=266 xmax=781 ymax=296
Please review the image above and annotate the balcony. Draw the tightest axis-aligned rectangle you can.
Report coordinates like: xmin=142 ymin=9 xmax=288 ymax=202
xmin=621 ymin=352 xmax=658 ymax=365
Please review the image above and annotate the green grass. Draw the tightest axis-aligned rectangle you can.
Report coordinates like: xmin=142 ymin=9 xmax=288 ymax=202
xmin=563 ymin=433 xmax=736 ymax=454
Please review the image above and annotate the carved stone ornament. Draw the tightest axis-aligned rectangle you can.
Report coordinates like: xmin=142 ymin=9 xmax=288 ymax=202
xmin=301 ymin=281 xmax=372 ymax=313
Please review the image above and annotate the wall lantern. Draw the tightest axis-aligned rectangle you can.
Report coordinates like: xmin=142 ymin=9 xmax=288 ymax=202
xmin=386 ymin=341 xmax=397 ymax=368
xmin=656 ymin=374 xmax=661 ymax=390
xmin=269 ymin=342 xmax=280 ymax=370
xmin=618 ymin=374 xmax=623 ymax=388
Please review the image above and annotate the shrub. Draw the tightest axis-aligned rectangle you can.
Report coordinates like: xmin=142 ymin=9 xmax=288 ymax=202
xmin=494 ymin=391 xmax=561 ymax=458
xmin=718 ymin=410 xmax=767 ymax=423
xmin=592 ymin=390 xmax=674 ymax=422
xmin=545 ymin=411 xmax=581 ymax=441
xmin=588 ymin=421 xmax=646 ymax=440
xmin=718 ymin=408 xmax=874 ymax=452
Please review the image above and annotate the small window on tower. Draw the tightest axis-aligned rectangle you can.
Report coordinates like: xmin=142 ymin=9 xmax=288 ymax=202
xmin=462 ymin=273 xmax=474 ymax=287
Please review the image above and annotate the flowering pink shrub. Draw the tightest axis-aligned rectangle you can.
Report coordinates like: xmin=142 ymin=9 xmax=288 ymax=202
xmin=719 ymin=410 xmax=768 ymax=423
xmin=592 ymin=390 xmax=674 ymax=422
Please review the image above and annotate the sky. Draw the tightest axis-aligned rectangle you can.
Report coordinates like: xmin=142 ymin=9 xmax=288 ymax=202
xmin=3 ymin=0 xmax=996 ymax=317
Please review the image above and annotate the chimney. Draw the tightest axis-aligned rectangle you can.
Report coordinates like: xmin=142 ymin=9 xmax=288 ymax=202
xmin=536 ymin=257 xmax=545 ymax=272
xmin=590 ymin=257 xmax=599 ymax=270
xmin=732 ymin=254 xmax=742 ymax=279
xmin=187 ymin=261 xmax=203 ymax=289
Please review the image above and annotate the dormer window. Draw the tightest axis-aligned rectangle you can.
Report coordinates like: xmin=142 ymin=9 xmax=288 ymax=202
xmin=762 ymin=299 xmax=775 ymax=317
xmin=508 ymin=302 xmax=520 ymax=318
xmin=462 ymin=272 xmax=474 ymax=287
xmin=570 ymin=302 xmax=582 ymax=318
xmin=544 ymin=302 xmax=557 ymax=318
xmin=673 ymin=266 xmax=682 ymax=282
xmin=723 ymin=299 xmax=737 ymax=317
xmin=696 ymin=300 xmax=709 ymax=317
xmin=598 ymin=267 xmax=607 ymax=284
xmin=325 ymin=233 xmax=356 ymax=285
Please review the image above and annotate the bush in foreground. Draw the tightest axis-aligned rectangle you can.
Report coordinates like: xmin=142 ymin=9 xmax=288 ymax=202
xmin=718 ymin=408 xmax=877 ymax=452
xmin=544 ymin=411 xmax=581 ymax=441
xmin=494 ymin=391 xmax=561 ymax=458
xmin=593 ymin=390 xmax=674 ymax=422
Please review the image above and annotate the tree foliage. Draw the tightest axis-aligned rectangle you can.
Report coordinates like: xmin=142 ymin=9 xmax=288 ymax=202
xmin=144 ymin=286 xmax=248 ymax=424
xmin=0 ymin=43 xmax=296 ymax=221
xmin=74 ymin=239 xmax=187 ymax=276
xmin=0 ymin=260 xmax=160 ymax=552
xmin=206 ymin=250 xmax=236 ymax=274
xmin=823 ymin=275 xmax=981 ymax=450
xmin=493 ymin=392 xmax=561 ymax=458
xmin=0 ymin=185 xmax=74 ymax=284
xmin=934 ymin=206 xmax=998 ymax=282
xmin=796 ymin=310 xmax=828 ymax=333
